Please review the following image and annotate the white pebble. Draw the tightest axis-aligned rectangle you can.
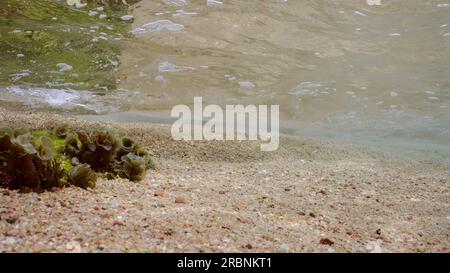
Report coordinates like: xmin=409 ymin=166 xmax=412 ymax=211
xmin=120 ymin=15 xmax=134 ymax=21
xmin=56 ymin=63 xmax=73 ymax=72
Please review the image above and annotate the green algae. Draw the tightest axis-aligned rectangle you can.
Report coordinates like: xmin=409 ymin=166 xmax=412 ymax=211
xmin=32 ymin=130 xmax=67 ymax=154
xmin=0 ymin=124 xmax=64 ymax=191
xmin=73 ymin=127 xmax=155 ymax=181
xmin=68 ymin=163 xmax=97 ymax=189
xmin=0 ymin=0 xmax=134 ymax=91
xmin=0 ymin=122 xmax=154 ymax=192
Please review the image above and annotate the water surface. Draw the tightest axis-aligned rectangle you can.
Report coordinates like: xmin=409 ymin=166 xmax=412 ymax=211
xmin=2 ymin=0 xmax=450 ymax=148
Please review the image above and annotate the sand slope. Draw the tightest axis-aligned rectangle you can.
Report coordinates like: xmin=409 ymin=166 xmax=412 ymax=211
xmin=0 ymin=108 xmax=449 ymax=252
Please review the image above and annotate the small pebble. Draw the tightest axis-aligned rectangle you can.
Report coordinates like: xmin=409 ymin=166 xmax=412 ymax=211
xmin=66 ymin=241 xmax=82 ymax=253
xmin=120 ymin=15 xmax=134 ymax=22
xmin=154 ymin=190 xmax=164 ymax=197
xmin=175 ymin=196 xmax=187 ymax=204
xmin=112 ymin=221 xmax=125 ymax=226
xmin=75 ymin=3 xmax=87 ymax=9
xmin=320 ymin=238 xmax=334 ymax=246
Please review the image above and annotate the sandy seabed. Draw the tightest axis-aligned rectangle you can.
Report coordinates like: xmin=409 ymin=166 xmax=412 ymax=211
xmin=0 ymin=107 xmax=449 ymax=253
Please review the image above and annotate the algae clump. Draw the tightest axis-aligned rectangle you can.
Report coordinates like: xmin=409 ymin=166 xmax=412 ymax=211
xmin=68 ymin=163 xmax=97 ymax=189
xmin=0 ymin=126 xmax=64 ymax=192
xmin=0 ymin=122 xmax=155 ymax=192
xmin=71 ymin=128 xmax=154 ymax=181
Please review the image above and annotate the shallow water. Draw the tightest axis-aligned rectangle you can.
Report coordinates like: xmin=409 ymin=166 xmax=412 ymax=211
xmin=2 ymin=0 xmax=450 ymax=147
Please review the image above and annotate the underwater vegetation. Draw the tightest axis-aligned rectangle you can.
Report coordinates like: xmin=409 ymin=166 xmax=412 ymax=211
xmin=0 ymin=0 xmax=137 ymax=91
xmin=88 ymin=0 xmax=141 ymax=8
xmin=0 ymin=122 xmax=155 ymax=192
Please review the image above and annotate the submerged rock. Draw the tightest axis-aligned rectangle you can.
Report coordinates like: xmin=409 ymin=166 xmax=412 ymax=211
xmin=56 ymin=63 xmax=73 ymax=72
xmin=120 ymin=15 xmax=134 ymax=22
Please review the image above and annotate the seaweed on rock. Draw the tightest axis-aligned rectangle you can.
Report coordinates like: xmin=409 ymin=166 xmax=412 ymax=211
xmin=116 ymin=153 xmax=146 ymax=182
xmin=70 ymin=128 xmax=156 ymax=179
xmin=68 ymin=164 xmax=97 ymax=189
xmin=0 ymin=125 xmax=13 ymax=152
xmin=134 ymin=145 xmax=156 ymax=170
xmin=54 ymin=124 xmax=69 ymax=138
xmin=64 ymin=132 xmax=81 ymax=157
xmin=76 ymin=128 xmax=118 ymax=172
xmin=0 ymin=123 xmax=154 ymax=192
xmin=0 ymin=0 xmax=136 ymax=91
xmin=13 ymin=125 xmax=30 ymax=137
xmin=90 ymin=0 xmax=142 ymax=9
xmin=73 ymin=129 xmax=153 ymax=180
xmin=115 ymin=136 xmax=135 ymax=159
xmin=5 ymin=133 xmax=63 ymax=191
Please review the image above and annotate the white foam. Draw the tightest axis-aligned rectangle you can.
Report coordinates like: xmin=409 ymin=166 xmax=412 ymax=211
xmin=131 ymin=20 xmax=184 ymax=35
xmin=354 ymin=11 xmax=367 ymax=17
xmin=158 ymin=61 xmax=195 ymax=72
xmin=173 ymin=10 xmax=198 ymax=17
xmin=289 ymin=82 xmax=322 ymax=96
xmin=207 ymin=0 xmax=223 ymax=6
xmin=5 ymin=86 xmax=116 ymax=113
xmin=10 ymin=70 xmax=31 ymax=82
xmin=164 ymin=0 xmax=187 ymax=6
xmin=155 ymin=75 xmax=166 ymax=83
xmin=390 ymin=91 xmax=398 ymax=97
xmin=225 ymin=75 xmax=236 ymax=81
xmin=238 ymin=81 xmax=256 ymax=89
xmin=366 ymin=0 xmax=381 ymax=6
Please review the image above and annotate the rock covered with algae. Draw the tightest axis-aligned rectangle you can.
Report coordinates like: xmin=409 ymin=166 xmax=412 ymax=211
xmin=0 ymin=122 xmax=155 ymax=192
xmin=69 ymin=125 xmax=155 ymax=182
xmin=0 ymin=124 xmax=64 ymax=192
xmin=0 ymin=0 xmax=140 ymax=91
